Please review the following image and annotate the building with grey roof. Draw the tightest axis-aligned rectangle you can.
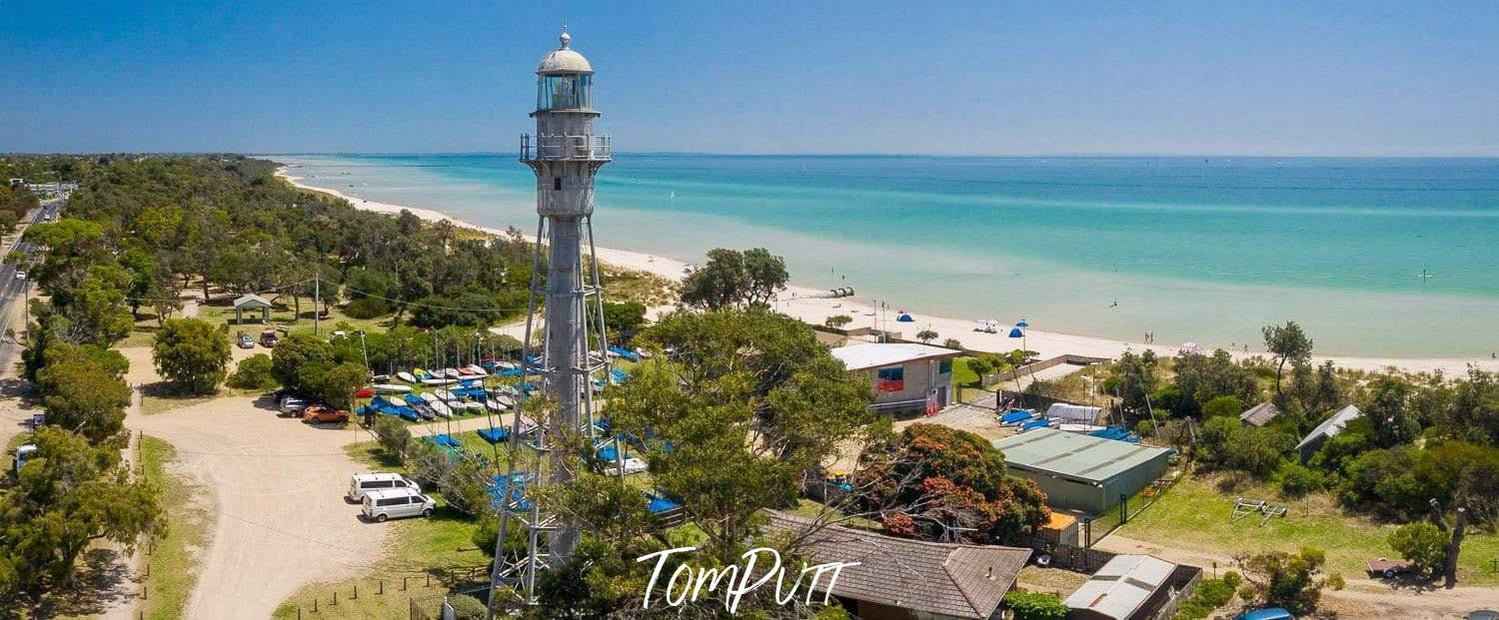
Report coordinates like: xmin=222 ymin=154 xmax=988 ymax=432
xmin=1239 ymin=401 xmax=1280 ymax=427
xmin=1064 ymin=554 xmax=1183 ymax=620
xmin=764 ymin=511 xmax=1031 ymax=619
xmin=1296 ymin=404 xmax=1361 ymax=459
xmin=992 ymin=428 xmax=1175 ymax=515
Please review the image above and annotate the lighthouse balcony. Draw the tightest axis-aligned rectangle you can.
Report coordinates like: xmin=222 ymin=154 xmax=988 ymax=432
xmin=521 ymin=133 xmax=612 ymax=162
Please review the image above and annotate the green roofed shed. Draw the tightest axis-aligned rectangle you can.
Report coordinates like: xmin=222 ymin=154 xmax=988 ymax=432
xmin=233 ymin=293 xmax=272 ymax=324
xmin=993 ymin=428 xmax=1175 ymax=515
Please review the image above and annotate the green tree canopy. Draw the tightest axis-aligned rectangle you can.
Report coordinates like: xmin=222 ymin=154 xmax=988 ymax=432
xmin=152 ymin=318 xmax=231 ymax=394
xmin=1262 ymin=321 xmax=1314 ymax=393
xmin=679 ymin=247 xmax=789 ymax=310
xmin=271 ymin=332 xmax=335 ymax=395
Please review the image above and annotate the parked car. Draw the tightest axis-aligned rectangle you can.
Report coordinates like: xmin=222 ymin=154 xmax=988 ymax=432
xmin=1236 ymin=608 xmax=1294 ymax=620
xmin=259 ymin=329 xmax=279 ymax=348
xmin=1367 ymin=557 xmax=1411 ymax=579
xmin=346 ymin=472 xmax=422 ymax=502
xmin=14 ymin=271 xmax=25 ymax=280
xmin=278 ymin=395 xmax=307 ymax=416
xmin=237 ymin=333 xmax=254 ymax=349
xmin=361 ymin=488 xmax=436 ymax=522
xmin=302 ymin=405 xmax=349 ymax=424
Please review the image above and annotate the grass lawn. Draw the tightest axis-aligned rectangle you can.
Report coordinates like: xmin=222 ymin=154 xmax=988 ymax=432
xmin=1113 ymin=474 xmax=1499 ymax=586
xmin=952 ymin=356 xmax=981 ymax=387
xmin=139 ymin=435 xmax=212 ymax=620
xmin=272 ymin=443 xmax=491 ymax=619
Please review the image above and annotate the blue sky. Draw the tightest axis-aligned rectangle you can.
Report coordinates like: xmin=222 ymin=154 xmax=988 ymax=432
xmin=3 ymin=1 xmax=1496 ymax=155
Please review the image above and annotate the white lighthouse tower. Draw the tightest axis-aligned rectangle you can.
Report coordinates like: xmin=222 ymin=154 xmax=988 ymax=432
xmin=488 ymin=29 xmax=613 ymax=609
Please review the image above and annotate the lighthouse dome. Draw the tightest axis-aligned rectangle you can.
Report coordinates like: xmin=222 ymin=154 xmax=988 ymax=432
xmin=537 ymin=31 xmax=593 ymax=74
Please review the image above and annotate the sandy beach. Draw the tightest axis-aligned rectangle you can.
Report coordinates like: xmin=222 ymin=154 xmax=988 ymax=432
xmin=275 ymin=166 xmax=1499 ymax=376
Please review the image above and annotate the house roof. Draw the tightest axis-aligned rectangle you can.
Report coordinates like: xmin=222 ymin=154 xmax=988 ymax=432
xmin=1063 ymin=554 xmax=1177 ymax=620
xmin=830 ymin=342 xmax=959 ymax=371
xmin=992 ymin=427 xmax=1175 ymax=483
xmin=1295 ymin=404 xmax=1361 ymax=451
xmin=1240 ymin=401 xmax=1280 ymax=427
xmin=233 ymin=293 xmax=272 ymax=309
xmin=762 ymin=511 xmax=1031 ymax=619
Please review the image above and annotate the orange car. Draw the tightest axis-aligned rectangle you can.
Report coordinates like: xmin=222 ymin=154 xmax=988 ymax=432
xmin=302 ymin=405 xmax=349 ymax=424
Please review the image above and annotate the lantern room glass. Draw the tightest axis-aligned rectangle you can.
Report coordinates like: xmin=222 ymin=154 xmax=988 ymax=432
xmin=537 ymin=74 xmax=593 ymax=111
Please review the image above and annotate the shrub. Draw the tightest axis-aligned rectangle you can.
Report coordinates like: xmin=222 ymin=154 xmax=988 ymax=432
xmin=1003 ymin=591 xmax=1067 ymax=620
xmin=943 ymin=338 xmax=963 ymax=350
xmin=1173 ymin=576 xmax=1235 ymax=619
xmin=1222 ymin=570 xmax=1242 ymax=590
xmin=227 ymin=354 xmax=277 ymax=390
xmin=1387 ymin=522 xmax=1448 ymax=577
xmin=373 ymin=415 xmax=412 ymax=462
xmin=1135 ymin=419 xmax=1156 ymax=438
xmin=444 ymin=594 xmax=488 ymax=619
xmin=823 ymin=314 xmax=853 ymax=329
xmin=1203 ymin=395 xmax=1244 ymax=419
xmin=1276 ymin=462 xmax=1324 ymax=498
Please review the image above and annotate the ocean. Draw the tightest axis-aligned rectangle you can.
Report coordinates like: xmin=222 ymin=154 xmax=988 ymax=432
xmin=274 ymin=154 xmax=1499 ymax=358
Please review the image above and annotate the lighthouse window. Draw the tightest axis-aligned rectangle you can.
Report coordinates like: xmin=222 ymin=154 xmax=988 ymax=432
xmin=537 ymin=74 xmax=592 ymax=110
xmin=553 ymin=177 xmax=562 ymax=190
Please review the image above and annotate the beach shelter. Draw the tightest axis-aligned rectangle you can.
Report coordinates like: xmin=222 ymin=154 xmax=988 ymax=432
xmin=233 ymin=293 xmax=272 ymax=324
xmin=896 ymin=312 xmax=914 ymax=323
xmin=1009 ymin=327 xmax=1024 ymax=338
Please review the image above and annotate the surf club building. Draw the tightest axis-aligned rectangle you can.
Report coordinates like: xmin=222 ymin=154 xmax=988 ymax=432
xmin=830 ymin=342 xmax=959 ymax=416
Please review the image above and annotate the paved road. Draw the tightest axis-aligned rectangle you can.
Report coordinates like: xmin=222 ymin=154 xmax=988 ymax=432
xmin=0 ymin=195 xmax=64 ymax=377
xmin=0 ymin=196 xmax=65 ymax=450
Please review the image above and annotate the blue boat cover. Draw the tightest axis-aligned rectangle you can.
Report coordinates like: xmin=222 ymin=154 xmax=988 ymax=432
xmin=422 ymin=434 xmax=461 ymax=449
xmin=1000 ymin=410 xmax=1036 ymax=424
xmin=477 ymin=428 xmax=508 ymax=444
xmin=608 ymin=345 xmax=640 ymax=362
xmin=1021 ymin=418 xmax=1051 ymax=431
xmin=488 ymin=473 xmax=530 ymax=510
xmin=645 ymin=492 xmax=681 ymax=514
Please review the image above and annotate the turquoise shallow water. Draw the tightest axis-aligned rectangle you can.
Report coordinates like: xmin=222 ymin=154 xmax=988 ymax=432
xmin=275 ymin=154 xmax=1499 ymax=358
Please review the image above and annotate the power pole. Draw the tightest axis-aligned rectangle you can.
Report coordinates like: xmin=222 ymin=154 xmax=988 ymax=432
xmin=313 ymin=271 xmax=320 ymax=335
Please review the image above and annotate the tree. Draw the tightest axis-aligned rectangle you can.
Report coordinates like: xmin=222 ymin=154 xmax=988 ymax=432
xmin=607 ymin=308 xmax=879 ymax=564
xmin=152 ymin=318 xmax=231 ymax=394
xmin=227 ymin=354 xmax=277 ymax=391
xmin=1104 ymin=350 xmax=1159 ymax=417
xmin=679 ymin=248 xmax=788 ymax=310
xmin=823 ymin=314 xmax=853 ymax=330
xmin=1203 ymin=395 xmax=1244 ymax=419
xmin=915 ymin=329 xmax=939 ymax=343
xmin=1388 ymin=522 xmax=1448 ymax=578
xmin=373 ymin=415 xmax=413 ymax=461
xmin=0 ymin=427 xmax=162 ymax=598
xmin=858 ymin=423 xmax=1049 ymax=544
xmin=271 ymin=332 xmax=335 ymax=394
xmin=1240 ymin=547 xmax=1328 ymax=614
xmin=1262 ymin=322 xmax=1313 ymax=393
xmin=1362 ymin=375 xmax=1419 ymax=447
xmin=942 ymin=338 xmax=963 ymax=350
xmin=36 ymin=348 xmax=132 ymax=443
xmin=309 ymin=361 xmax=367 ymax=410
xmin=1170 ymin=350 xmax=1256 ymax=417
xmin=601 ymin=300 xmax=647 ymax=340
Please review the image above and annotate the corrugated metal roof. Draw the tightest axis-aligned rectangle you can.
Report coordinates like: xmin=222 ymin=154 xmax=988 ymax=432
xmin=1240 ymin=401 xmax=1280 ymax=427
xmin=992 ymin=428 xmax=1175 ymax=483
xmin=1295 ymin=404 xmax=1361 ymax=451
xmin=1063 ymin=555 xmax=1177 ymax=620
xmin=763 ymin=511 xmax=1031 ymax=619
xmin=830 ymin=342 xmax=959 ymax=371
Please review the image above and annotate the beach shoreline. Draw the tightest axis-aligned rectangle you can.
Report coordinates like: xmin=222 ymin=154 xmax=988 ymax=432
xmin=274 ymin=164 xmax=1498 ymax=376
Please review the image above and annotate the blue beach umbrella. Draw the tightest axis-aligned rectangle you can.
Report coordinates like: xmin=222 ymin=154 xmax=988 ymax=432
xmin=1015 ymin=319 xmax=1030 ymax=328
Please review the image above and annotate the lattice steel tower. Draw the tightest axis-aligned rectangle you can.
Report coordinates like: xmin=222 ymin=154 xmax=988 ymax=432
xmin=488 ymin=28 xmax=612 ymax=609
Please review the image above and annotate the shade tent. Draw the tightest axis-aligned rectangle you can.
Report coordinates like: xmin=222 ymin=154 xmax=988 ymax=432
xmin=1009 ymin=328 xmax=1024 ymax=338
xmin=233 ymin=293 xmax=272 ymax=324
xmin=1046 ymin=403 xmax=1102 ymax=424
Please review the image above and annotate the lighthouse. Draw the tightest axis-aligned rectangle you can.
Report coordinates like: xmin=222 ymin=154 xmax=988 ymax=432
xmin=489 ymin=29 xmax=614 ymax=608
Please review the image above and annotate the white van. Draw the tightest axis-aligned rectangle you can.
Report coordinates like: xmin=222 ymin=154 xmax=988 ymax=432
xmin=346 ymin=472 xmax=421 ymax=502
xmin=362 ymin=488 xmax=436 ymax=522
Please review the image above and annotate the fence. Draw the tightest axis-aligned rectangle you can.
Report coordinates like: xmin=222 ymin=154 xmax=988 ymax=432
xmin=1149 ymin=564 xmax=1205 ymax=620
xmin=1027 ymin=540 xmax=1118 ymax=573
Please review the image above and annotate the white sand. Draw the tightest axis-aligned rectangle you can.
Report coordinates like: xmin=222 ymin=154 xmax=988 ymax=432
xmin=276 ymin=167 xmax=1499 ymax=376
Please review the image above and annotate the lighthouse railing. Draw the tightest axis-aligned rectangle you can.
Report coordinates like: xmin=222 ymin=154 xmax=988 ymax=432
xmin=520 ymin=133 xmax=611 ymax=161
